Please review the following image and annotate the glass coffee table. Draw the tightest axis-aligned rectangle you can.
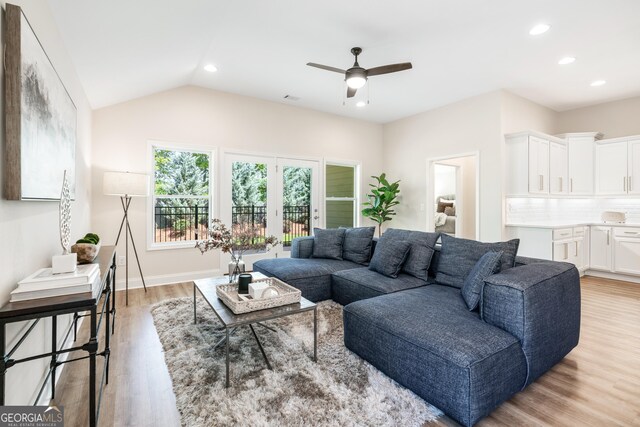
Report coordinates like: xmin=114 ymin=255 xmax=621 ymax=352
xmin=193 ymin=272 xmax=317 ymax=388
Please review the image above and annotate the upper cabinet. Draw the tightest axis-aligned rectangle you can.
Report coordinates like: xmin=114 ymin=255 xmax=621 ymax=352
xmin=561 ymin=133 xmax=600 ymax=195
xmin=595 ymin=136 xmax=640 ymax=195
xmin=505 ymin=131 xmax=570 ymax=196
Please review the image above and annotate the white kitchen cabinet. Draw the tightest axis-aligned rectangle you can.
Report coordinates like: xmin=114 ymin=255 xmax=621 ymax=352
xmin=529 ymin=136 xmax=550 ymax=194
xmin=505 ymin=131 xmax=565 ymax=196
xmin=595 ymin=142 xmax=627 ymax=195
xmin=613 ymin=227 xmax=640 ymax=275
xmin=589 ymin=226 xmax=613 ymax=271
xmin=562 ymin=133 xmax=600 ymax=195
xmin=549 ymin=142 xmax=568 ymax=194
xmin=629 ymin=140 xmax=640 ymax=195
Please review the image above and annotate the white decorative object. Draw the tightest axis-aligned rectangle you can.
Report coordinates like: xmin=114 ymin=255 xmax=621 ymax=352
xmin=601 ymin=211 xmax=626 ymax=223
xmin=249 ymin=282 xmax=281 ymax=300
xmin=53 ymin=170 xmax=76 ymax=274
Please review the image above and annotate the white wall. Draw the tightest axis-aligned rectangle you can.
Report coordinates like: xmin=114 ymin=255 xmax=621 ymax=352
xmin=500 ymin=91 xmax=558 ymax=135
xmin=0 ymin=1 xmax=93 ymax=404
xmin=91 ymin=85 xmax=383 ymax=286
xmin=383 ymin=91 xmax=503 ymax=240
xmin=557 ymin=95 xmax=640 ymax=138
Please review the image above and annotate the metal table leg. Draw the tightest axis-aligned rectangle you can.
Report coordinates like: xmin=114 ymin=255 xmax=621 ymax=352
xmin=88 ymin=306 xmax=98 ymax=427
xmin=313 ymin=306 xmax=318 ymax=362
xmin=193 ymin=283 xmax=197 ymax=324
xmin=225 ymin=328 xmax=230 ymax=388
xmin=249 ymin=324 xmax=272 ymax=370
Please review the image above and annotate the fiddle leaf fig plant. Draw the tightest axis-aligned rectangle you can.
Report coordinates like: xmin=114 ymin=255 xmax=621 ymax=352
xmin=362 ymin=173 xmax=401 ymax=236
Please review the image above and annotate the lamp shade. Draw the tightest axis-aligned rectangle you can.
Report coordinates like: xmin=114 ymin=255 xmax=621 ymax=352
xmin=103 ymin=171 xmax=150 ymax=197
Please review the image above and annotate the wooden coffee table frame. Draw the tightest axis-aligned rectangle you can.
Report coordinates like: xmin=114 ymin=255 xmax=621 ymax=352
xmin=193 ymin=275 xmax=317 ymax=388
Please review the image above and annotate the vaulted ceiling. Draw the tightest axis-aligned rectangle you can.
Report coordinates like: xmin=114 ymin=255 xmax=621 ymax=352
xmin=48 ymin=0 xmax=640 ymax=123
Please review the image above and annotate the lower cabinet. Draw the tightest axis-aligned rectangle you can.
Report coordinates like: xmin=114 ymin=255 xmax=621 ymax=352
xmin=589 ymin=226 xmax=613 ymax=271
xmin=613 ymin=227 xmax=640 ymax=275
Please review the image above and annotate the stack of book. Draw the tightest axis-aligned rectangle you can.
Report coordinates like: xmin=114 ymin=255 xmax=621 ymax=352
xmin=11 ymin=264 xmax=102 ymax=302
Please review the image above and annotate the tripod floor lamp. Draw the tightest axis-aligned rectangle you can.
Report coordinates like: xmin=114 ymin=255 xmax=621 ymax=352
xmin=103 ymin=171 xmax=150 ymax=305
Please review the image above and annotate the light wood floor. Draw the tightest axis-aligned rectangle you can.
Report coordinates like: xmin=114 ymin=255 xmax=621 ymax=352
xmin=54 ymin=276 xmax=640 ymax=427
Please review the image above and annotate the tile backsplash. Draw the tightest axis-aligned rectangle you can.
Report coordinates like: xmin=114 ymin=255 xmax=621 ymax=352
xmin=506 ymin=198 xmax=640 ymax=224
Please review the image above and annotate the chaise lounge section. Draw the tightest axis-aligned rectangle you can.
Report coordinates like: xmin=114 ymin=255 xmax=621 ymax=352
xmin=253 ymin=229 xmax=581 ymax=426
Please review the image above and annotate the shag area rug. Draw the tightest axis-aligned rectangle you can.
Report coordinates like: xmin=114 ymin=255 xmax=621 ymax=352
xmin=151 ymin=297 xmax=442 ymax=426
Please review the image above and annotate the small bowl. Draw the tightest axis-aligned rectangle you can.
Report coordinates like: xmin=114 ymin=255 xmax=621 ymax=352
xmin=71 ymin=242 xmax=101 ymax=264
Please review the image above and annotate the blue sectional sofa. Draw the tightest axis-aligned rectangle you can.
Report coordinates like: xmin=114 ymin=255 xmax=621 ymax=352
xmin=253 ymin=230 xmax=581 ymax=426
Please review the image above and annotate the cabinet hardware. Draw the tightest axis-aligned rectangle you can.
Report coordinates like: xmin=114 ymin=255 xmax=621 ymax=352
xmin=575 ymin=243 xmax=578 ymax=257
xmin=570 ymin=178 xmax=573 ymax=193
xmin=624 ymin=177 xmax=627 ymax=192
xmin=539 ymin=175 xmax=543 ymax=191
xmin=623 ymin=231 xmax=639 ymax=235
xmin=630 ymin=176 xmax=633 ymax=192
xmin=559 ymin=177 xmax=563 ymax=192
xmin=607 ymin=230 xmax=610 ymax=245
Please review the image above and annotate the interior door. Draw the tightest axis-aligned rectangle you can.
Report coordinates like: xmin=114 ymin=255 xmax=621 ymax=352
xmin=276 ymin=158 xmax=320 ymax=257
xmin=221 ymin=153 xmax=276 ymax=270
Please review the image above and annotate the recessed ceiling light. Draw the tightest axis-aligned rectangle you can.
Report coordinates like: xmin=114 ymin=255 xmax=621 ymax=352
xmin=356 ymin=101 xmax=367 ymax=108
xmin=558 ymin=56 xmax=576 ymax=65
xmin=529 ymin=23 xmax=551 ymax=36
xmin=204 ymin=64 xmax=218 ymax=73
xmin=590 ymin=80 xmax=606 ymax=87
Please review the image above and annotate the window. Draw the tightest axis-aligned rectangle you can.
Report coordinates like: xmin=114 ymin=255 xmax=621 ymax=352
xmin=151 ymin=144 xmax=212 ymax=247
xmin=325 ymin=163 xmax=358 ymax=228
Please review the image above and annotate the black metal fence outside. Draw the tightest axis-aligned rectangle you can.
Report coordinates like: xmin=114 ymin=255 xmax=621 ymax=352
xmin=154 ymin=204 xmax=311 ymax=245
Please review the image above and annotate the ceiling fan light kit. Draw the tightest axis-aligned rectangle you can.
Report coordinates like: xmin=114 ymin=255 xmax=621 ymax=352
xmin=307 ymin=46 xmax=412 ymax=100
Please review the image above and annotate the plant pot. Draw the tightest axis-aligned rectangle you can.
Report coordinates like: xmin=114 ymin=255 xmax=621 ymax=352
xmin=71 ymin=242 xmax=101 ymax=264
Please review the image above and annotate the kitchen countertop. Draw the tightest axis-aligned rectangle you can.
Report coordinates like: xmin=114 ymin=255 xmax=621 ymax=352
xmin=505 ymin=222 xmax=640 ymax=229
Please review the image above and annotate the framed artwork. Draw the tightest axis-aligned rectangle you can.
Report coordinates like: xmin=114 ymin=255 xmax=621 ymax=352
xmin=4 ymin=3 xmax=77 ymax=201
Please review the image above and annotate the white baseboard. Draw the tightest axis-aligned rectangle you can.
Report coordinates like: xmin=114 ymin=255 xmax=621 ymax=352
xmin=115 ymin=269 xmax=222 ymax=290
xmin=584 ymin=270 xmax=640 ymax=284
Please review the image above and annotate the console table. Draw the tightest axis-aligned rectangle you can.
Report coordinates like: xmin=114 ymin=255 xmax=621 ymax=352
xmin=0 ymin=246 xmax=116 ymax=427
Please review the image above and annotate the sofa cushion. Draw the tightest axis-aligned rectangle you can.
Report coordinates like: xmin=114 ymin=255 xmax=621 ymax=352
xmin=343 ymin=285 xmax=527 ymax=427
xmin=331 ymin=267 xmax=428 ymax=306
xmin=368 ymin=238 xmax=411 ymax=278
xmin=253 ymin=258 xmax=360 ymax=302
xmin=312 ymin=228 xmax=346 ymax=260
xmin=383 ymin=228 xmax=440 ymax=281
xmin=436 ymin=234 xmax=520 ymax=288
xmin=461 ymin=251 xmax=503 ymax=311
xmin=341 ymin=226 xmax=375 ymax=265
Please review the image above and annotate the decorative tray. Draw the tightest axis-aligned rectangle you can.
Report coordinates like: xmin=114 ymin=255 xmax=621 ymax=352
xmin=216 ymin=277 xmax=301 ymax=314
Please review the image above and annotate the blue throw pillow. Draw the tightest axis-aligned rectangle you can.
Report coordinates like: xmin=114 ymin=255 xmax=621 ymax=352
xmin=435 ymin=234 xmax=519 ymax=288
xmin=461 ymin=251 xmax=503 ymax=311
xmin=312 ymin=228 xmax=346 ymax=260
xmin=369 ymin=238 xmax=412 ymax=278
xmin=341 ymin=227 xmax=376 ymax=265
xmin=383 ymin=229 xmax=440 ymax=281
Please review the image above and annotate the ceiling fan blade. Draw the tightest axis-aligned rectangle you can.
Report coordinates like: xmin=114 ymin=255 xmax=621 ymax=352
xmin=347 ymin=87 xmax=357 ymax=98
xmin=307 ymin=63 xmax=346 ymax=74
xmin=367 ymin=62 xmax=413 ymax=76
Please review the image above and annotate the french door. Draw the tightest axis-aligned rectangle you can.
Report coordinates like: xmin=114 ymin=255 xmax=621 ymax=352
xmin=221 ymin=153 xmax=319 ymax=270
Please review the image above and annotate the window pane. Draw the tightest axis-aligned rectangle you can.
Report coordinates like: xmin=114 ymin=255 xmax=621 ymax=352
xmin=231 ymin=161 xmax=267 ymax=251
xmin=154 ymin=197 xmax=209 ymax=243
xmin=154 ymin=148 xmax=209 ymax=196
xmin=326 ymin=200 xmax=354 ymax=228
xmin=282 ymin=166 xmax=312 ymax=247
xmin=326 ymin=165 xmax=354 ymax=198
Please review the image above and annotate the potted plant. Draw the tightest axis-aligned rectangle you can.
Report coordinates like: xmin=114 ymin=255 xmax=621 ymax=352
xmin=195 ymin=219 xmax=279 ymax=282
xmin=361 ymin=173 xmax=401 ymax=237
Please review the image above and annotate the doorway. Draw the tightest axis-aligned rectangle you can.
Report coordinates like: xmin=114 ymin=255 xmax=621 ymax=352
xmin=427 ymin=153 xmax=479 ymax=240
xmin=220 ymin=153 xmax=320 ymax=269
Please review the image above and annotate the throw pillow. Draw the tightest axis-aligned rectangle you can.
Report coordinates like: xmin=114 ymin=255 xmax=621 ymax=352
xmin=312 ymin=228 xmax=346 ymax=260
xmin=444 ymin=206 xmax=456 ymax=216
xmin=461 ymin=251 xmax=503 ymax=311
xmin=341 ymin=227 xmax=376 ymax=265
xmin=368 ymin=239 xmax=412 ymax=278
xmin=437 ymin=199 xmax=454 ymax=213
xmin=382 ymin=229 xmax=440 ymax=281
xmin=435 ymin=234 xmax=520 ymax=288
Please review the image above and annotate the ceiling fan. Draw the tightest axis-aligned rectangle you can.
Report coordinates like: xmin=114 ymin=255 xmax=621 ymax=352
xmin=307 ymin=47 xmax=412 ymax=98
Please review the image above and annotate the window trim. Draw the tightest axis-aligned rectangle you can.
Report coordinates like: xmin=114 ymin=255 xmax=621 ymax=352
xmin=323 ymin=160 xmax=361 ymax=228
xmin=147 ymin=140 xmax=216 ymax=251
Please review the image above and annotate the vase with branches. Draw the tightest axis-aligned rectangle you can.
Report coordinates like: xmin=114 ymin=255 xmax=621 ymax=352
xmin=361 ymin=173 xmax=401 ymax=237
xmin=196 ymin=219 xmax=280 ymax=282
